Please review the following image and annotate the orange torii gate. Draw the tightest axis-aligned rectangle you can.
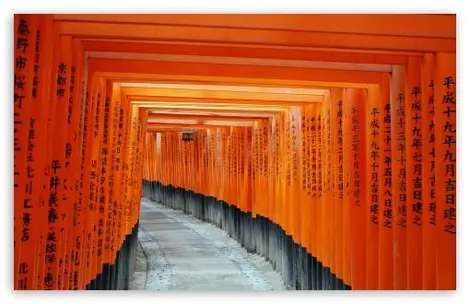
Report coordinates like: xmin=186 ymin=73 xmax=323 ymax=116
xmin=13 ymin=14 xmax=456 ymax=291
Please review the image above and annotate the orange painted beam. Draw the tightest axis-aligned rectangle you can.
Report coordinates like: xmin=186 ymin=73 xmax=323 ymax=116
xmin=148 ymin=108 xmax=278 ymax=117
xmin=59 ymin=20 xmax=455 ymax=53
xmin=125 ymin=95 xmax=315 ymax=107
xmin=55 ymin=14 xmax=455 ymax=39
xmin=121 ymin=87 xmax=323 ymax=103
xmin=131 ymin=101 xmax=290 ymax=113
xmin=147 ymin=113 xmax=269 ymax=121
xmin=81 ymin=40 xmax=411 ymax=65
xmin=95 ymin=72 xmax=373 ymax=89
xmin=146 ymin=122 xmax=249 ymax=129
xmin=88 ymin=58 xmax=385 ymax=86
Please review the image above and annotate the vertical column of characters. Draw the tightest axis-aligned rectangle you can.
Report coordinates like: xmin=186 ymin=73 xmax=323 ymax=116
xmin=251 ymin=124 xmax=259 ymax=218
xmin=89 ymin=79 xmax=103 ymax=282
xmin=267 ymin=119 xmax=274 ymax=220
xmin=199 ymin=129 xmax=204 ymax=194
xmin=229 ymin=129 xmax=234 ymax=204
xmin=244 ymin=126 xmax=251 ymax=213
xmin=239 ymin=128 xmax=246 ymax=211
xmin=77 ymin=75 xmax=95 ymax=289
xmin=270 ymin=116 xmax=276 ymax=223
xmin=55 ymin=37 xmax=75 ymax=290
xmin=171 ymin=132 xmax=176 ymax=188
xmin=146 ymin=133 xmax=152 ymax=184
xmin=263 ymin=122 xmax=269 ymax=222
xmin=108 ymin=84 xmax=121 ymax=267
xmin=90 ymin=79 xmax=106 ymax=284
xmin=320 ymin=97 xmax=328 ymax=274
xmin=133 ymin=105 xmax=143 ymax=224
xmin=165 ymin=132 xmax=170 ymax=186
xmin=219 ymin=130 xmax=225 ymax=201
xmin=229 ymin=128 xmax=234 ymax=205
xmin=324 ymin=96 xmax=334 ymax=277
xmin=209 ymin=130 xmax=213 ymax=196
xmin=156 ymin=132 xmax=162 ymax=185
xmin=220 ymin=128 xmax=225 ymax=199
xmin=32 ymin=15 xmax=55 ymax=290
xmin=309 ymin=105 xmax=318 ymax=263
xmin=348 ymin=88 xmax=368 ymax=290
xmin=42 ymin=33 xmax=73 ymax=290
xmin=228 ymin=128 xmax=234 ymax=205
xmin=126 ymin=105 xmax=140 ymax=234
xmin=190 ymin=128 xmax=195 ymax=191
xmin=328 ymin=90 xmax=339 ymax=281
xmin=246 ymin=127 xmax=254 ymax=215
xmin=315 ymin=103 xmax=323 ymax=269
xmin=122 ymin=103 xmax=134 ymax=235
xmin=283 ymin=110 xmax=292 ymax=235
xmin=197 ymin=131 xmax=202 ymax=194
xmin=216 ymin=128 xmax=221 ymax=199
xmin=391 ymin=65 xmax=408 ymax=289
xmin=22 ymin=16 xmax=40 ymax=290
xmin=142 ymin=134 xmax=148 ymax=187
xmin=421 ymin=54 xmax=437 ymax=289
xmin=181 ymin=131 xmax=186 ymax=189
xmin=300 ymin=105 xmax=310 ymax=252
xmin=14 ymin=15 xmax=38 ymax=290
xmin=305 ymin=104 xmax=316 ymax=256
xmin=130 ymin=105 xmax=141 ymax=229
xmin=405 ymin=57 xmax=424 ymax=289
xmin=191 ymin=130 xmax=196 ymax=191
xmin=254 ymin=125 xmax=261 ymax=214
xmin=214 ymin=130 xmax=219 ymax=198
xmin=205 ymin=128 xmax=213 ymax=196
xmin=259 ymin=122 xmax=266 ymax=217
xmin=378 ymin=74 xmax=394 ymax=290
xmin=331 ymin=89 xmax=344 ymax=283
xmin=203 ymin=130 xmax=209 ymax=196
xmin=135 ymin=109 xmax=148 ymax=222
xmin=234 ymin=127 xmax=238 ymax=206
xmin=63 ymin=38 xmax=85 ymax=290
xmin=115 ymin=95 xmax=127 ymax=256
xmin=434 ymin=53 xmax=456 ymax=290
xmin=291 ymin=107 xmax=301 ymax=244
xmin=101 ymin=83 xmax=114 ymax=267
xmin=86 ymin=79 xmax=102 ymax=285
xmin=305 ymin=105 xmax=314 ymax=254
xmin=115 ymin=92 xmax=125 ymax=259
xmin=341 ymin=89 xmax=352 ymax=287
xmin=200 ymin=130 xmax=205 ymax=194
xmin=214 ymin=129 xmax=220 ymax=199
xmin=161 ymin=132 xmax=166 ymax=185
xmin=366 ymin=85 xmax=381 ymax=290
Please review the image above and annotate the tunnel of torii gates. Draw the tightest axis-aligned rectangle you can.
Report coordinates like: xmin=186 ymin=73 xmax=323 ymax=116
xmin=13 ymin=14 xmax=456 ymax=291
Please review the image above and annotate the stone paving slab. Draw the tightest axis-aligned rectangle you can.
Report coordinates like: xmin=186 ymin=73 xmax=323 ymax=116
xmin=130 ymin=199 xmax=287 ymax=291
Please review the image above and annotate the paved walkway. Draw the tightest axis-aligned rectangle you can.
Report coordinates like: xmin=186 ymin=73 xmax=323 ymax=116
xmin=130 ymin=198 xmax=286 ymax=291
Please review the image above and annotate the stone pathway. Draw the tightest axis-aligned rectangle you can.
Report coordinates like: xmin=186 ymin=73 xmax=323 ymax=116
xmin=130 ymin=198 xmax=286 ymax=291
